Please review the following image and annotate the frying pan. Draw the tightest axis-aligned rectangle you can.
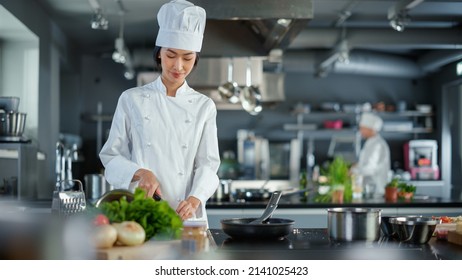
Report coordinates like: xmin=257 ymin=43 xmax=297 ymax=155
xmin=220 ymin=191 xmax=295 ymax=239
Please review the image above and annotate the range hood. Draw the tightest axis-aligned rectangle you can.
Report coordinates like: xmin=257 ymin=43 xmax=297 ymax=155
xmin=196 ymin=0 xmax=313 ymax=56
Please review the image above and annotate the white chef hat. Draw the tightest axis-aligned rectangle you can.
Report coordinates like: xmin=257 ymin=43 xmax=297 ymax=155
xmin=359 ymin=112 xmax=383 ymax=132
xmin=155 ymin=0 xmax=206 ymax=52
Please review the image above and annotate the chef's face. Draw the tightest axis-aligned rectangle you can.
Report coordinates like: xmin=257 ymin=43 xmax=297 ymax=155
xmin=159 ymin=48 xmax=197 ymax=86
xmin=359 ymin=126 xmax=375 ymax=139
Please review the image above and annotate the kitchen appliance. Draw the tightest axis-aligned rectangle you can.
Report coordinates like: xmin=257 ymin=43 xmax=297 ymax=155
xmin=237 ymin=130 xmax=270 ymax=180
xmin=404 ymin=140 xmax=440 ymax=180
xmin=0 ymin=97 xmax=27 ymax=142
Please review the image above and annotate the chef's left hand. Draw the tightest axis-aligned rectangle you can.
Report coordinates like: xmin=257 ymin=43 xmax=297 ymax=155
xmin=176 ymin=196 xmax=201 ymax=221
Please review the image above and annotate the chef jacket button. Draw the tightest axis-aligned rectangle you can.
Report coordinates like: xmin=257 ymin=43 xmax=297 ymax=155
xmin=144 ymin=94 xmax=150 ymax=98
xmin=178 ymin=171 xmax=184 ymax=176
xmin=188 ymin=99 xmax=193 ymax=103
xmin=185 ymin=119 xmax=191 ymax=124
xmin=144 ymin=116 xmax=150 ymax=120
xmin=147 ymin=142 xmax=151 ymax=147
xmin=182 ymin=144 xmax=188 ymax=149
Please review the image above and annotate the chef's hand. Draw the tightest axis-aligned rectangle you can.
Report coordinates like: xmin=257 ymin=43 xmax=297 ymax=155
xmin=132 ymin=168 xmax=161 ymax=198
xmin=176 ymin=196 xmax=201 ymax=221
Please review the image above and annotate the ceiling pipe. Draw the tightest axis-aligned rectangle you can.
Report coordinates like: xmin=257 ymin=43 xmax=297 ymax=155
xmin=283 ymin=50 xmax=424 ymax=78
xmin=418 ymin=50 xmax=462 ymax=73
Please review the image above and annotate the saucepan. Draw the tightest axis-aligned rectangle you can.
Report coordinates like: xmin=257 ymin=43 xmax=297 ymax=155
xmin=327 ymin=207 xmax=382 ymax=242
xmin=221 ymin=191 xmax=295 ymax=239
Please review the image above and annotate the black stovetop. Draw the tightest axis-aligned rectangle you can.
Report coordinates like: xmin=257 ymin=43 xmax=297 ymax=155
xmin=208 ymin=228 xmax=456 ymax=260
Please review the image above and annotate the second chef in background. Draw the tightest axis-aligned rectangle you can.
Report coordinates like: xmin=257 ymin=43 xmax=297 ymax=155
xmin=99 ymin=0 xmax=220 ymax=222
xmin=351 ymin=112 xmax=391 ymax=197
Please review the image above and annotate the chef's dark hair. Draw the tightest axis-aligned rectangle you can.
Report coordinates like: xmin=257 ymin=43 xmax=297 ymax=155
xmin=153 ymin=46 xmax=200 ymax=71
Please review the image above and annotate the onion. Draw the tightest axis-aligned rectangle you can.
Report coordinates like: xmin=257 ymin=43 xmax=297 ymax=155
xmin=93 ymin=224 xmax=118 ymax=249
xmin=113 ymin=221 xmax=146 ymax=246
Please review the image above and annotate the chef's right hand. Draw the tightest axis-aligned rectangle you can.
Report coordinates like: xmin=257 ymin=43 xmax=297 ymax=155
xmin=132 ymin=168 xmax=161 ymax=198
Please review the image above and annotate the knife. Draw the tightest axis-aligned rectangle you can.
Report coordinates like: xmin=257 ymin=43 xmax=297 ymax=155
xmin=153 ymin=193 xmax=162 ymax=201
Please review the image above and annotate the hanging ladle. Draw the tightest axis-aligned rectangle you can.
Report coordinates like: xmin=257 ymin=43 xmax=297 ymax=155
xmin=249 ymin=191 xmax=282 ymax=224
xmin=240 ymin=57 xmax=262 ymax=115
xmin=218 ymin=58 xmax=240 ymax=104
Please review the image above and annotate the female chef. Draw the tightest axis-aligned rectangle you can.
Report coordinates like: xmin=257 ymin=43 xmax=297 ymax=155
xmin=352 ymin=112 xmax=391 ymax=197
xmin=99 ymin=0 xmax=220 ymax=222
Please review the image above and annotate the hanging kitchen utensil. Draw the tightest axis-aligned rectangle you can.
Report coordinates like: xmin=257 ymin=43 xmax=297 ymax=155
xmin=218 ymin=58 xmax=240 ymax=104
xmin=220 ymin=191 xmax=294 ymax=239
xmin=240 ymin=58 xmax=262 ymax=115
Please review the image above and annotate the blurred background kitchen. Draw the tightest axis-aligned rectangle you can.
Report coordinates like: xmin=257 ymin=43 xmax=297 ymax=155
xmin=1 ymin=0 xmax=462 ymax=202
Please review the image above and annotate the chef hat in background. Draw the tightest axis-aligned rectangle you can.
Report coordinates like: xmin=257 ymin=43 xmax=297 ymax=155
xmin=359 ymin=112 xmax=383 ymax=132
xmin=155 ymin=0 xmax=206 ymax=52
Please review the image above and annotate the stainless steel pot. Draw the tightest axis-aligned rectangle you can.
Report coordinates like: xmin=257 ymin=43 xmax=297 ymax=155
xmin=327 ymin=207 xmax=382 ymax=242
xmin=0 ymin=112 xmax=26 ymax=136
xmin=84 ymin=174 xmax=107 ymax=200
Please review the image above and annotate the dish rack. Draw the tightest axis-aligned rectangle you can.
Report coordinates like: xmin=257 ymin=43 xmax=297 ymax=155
xmin=51 ymin=179 xmax=87 ymax=216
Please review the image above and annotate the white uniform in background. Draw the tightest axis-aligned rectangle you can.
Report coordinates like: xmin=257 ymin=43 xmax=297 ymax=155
xmin=357 ymin=134 xmax=391 ymax=195
xmin=99 ymin=77 xmax=220 ymax=221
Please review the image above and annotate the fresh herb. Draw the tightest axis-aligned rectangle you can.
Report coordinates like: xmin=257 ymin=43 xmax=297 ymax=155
xmin=327 ymin=156 xmax=350 ymax=186
xmin=99 ymin=189 xmax=183 ymax=240
xmin=386 ymin=178 xmax=400 ymax=188
xmin=398 ymin=183 xmax=417 ymax=193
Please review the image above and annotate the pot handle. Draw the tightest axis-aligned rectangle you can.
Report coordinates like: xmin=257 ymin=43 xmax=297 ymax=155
xmin=249 ymin=191 xmax=282 ymax=224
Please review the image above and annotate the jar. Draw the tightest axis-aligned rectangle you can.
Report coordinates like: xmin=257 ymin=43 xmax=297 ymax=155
xmin=181 ymin=220 xmax=208 ymax=255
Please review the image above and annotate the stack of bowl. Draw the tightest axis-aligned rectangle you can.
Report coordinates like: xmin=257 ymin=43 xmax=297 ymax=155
xmin=386 ymin=216 xmax=440 ymax=244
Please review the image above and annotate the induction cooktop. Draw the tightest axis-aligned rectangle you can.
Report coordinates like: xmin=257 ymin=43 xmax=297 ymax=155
xmin=208 ymin=228 xmax=442 ymax=260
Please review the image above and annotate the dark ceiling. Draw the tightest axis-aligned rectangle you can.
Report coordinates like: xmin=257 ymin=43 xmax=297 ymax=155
xmin=29 ymin=0 xmax=462 ymax=78
xmin=33 ymin=0 xmax=462 ymax=56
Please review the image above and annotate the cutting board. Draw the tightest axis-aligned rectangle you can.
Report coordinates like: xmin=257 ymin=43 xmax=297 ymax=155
xmin=448 ymin=231 xmax=462 ymax=246
xmin=96 ymin=240 xmax=182 ymax=260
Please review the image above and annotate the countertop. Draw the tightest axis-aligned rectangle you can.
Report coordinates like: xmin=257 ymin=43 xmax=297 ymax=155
xmin=206 ymin=228 xmax=462 ymax=260
xmin=206 ymin=195 xmax=462 ymax=209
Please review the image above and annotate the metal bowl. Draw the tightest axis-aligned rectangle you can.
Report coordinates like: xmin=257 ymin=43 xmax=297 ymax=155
xmin=380 ymin=216 xmax=396 ymax=238
xmin=94 ymin=189 xmax=134 ymax=208
xmin=0 ymin=112 xmax=26 ymax=136
xmin=389 ymin=216 xmax=439 ymax=244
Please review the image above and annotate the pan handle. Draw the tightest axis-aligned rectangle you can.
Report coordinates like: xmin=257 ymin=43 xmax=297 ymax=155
xmin=249 ymin=191 xmax=282 ymax=225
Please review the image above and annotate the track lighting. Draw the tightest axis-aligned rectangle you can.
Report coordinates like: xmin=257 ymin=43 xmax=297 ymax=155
xmin=387 ymin=0 xmax=424 ymax=32
xmin=90 ymin=9 xmax=108 ymax=30
xmin=389 ymin=10 xmax=410 ymax=32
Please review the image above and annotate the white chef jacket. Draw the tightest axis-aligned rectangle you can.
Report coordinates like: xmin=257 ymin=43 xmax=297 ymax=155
xmin=99 ymin=77 xmax=220 ymax=221
xmin=357 ymin=134 xmax=391 ymax=195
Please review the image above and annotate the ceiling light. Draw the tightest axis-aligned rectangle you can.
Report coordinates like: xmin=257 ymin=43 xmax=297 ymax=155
xmin=389 ymin=11 xmax=410 ymax=32
xmin=277 ymin=18 xmax=292 ymax=28
xmin=387 ymin=0 xmax=424 ymax=32
xmin=90 ymin=9 xmax=108 ymax=30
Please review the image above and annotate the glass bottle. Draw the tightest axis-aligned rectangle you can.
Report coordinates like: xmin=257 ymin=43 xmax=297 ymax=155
xmin=299 ymin=171 xmax=308 ymax=202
